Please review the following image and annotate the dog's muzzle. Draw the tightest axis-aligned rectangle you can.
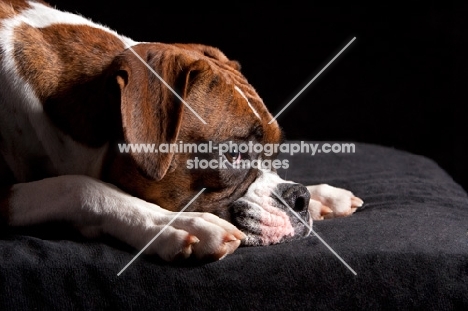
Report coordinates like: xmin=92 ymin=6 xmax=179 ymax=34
xmin=230 ymin=171 xmax=312 ymax=246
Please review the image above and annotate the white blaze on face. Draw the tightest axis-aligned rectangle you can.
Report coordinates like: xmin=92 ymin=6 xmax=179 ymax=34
xmin=234 ymin=85 xmax=261 ymax=120
xmin=236 ymin=169 xmax=296 ymax=245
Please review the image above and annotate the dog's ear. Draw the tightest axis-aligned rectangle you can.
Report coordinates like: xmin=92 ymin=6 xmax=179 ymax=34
xmin=110 ymin=44 xmax=208 ymax=181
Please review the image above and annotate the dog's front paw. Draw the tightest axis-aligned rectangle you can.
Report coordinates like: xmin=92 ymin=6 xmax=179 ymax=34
xmin=307 ymin=184 xmax=363 ymax=220
xmin=143 ymin=212 xmax=245 ymax=262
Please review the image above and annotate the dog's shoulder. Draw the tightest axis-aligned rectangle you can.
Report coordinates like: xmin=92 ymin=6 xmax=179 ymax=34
xmin=0 ymin=0 xmax=125 ymax=181
xmin=0 ymin=0 xmax=135 ymax=91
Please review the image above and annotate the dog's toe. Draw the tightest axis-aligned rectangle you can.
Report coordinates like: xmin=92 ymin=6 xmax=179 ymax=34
xmin=140 ymin=226 xmax=197 ymax=261
xmin=307 ymin=184 xmax=363 ymax=220
xmin=308 ymin=199 xmax=332 ymax=220
xmin=191 ymin=228 xmax=243 ymax=261
xmin=202 ymin=236 xmax=241 ymax=261
xmin=138 ymin=213 xmax=244 ymax=262
xmin=174 ymin=234 xmax=199 ymax=259
xmin=171 ymin=214 xmax=244 ymax=261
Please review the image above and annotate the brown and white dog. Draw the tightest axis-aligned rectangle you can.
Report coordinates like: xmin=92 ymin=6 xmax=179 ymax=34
xmin=0 ymin=0 xmax=363 ymax=261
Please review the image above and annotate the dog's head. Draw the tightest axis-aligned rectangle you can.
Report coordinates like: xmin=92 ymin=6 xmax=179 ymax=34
xmin=107 ymin=43 xmax=311 ymax=246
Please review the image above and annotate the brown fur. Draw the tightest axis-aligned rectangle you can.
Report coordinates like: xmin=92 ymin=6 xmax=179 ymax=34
xmin=1 ymin=0 xmax=282 ymax=217
xmin=104 ymin=43 xmax=281 ymax=215
xmin=0 ymin=0 xmax=32 ymax=19
xmin=14 ymin=23 xmax=125 ymax=101
xmin=12 ymin=23 xmax=126 ymax=146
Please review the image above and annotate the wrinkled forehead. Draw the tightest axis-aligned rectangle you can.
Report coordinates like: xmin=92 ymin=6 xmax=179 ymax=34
xmin=179 ymin=54 xmax=282 ymax=145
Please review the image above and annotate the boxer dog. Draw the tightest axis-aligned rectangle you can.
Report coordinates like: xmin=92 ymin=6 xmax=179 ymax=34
xmin=0 ymin=0 xmax=363 ymax=261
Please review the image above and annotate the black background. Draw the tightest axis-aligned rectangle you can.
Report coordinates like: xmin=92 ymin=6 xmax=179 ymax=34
xmin=46 ymin=1 xmax=467 ymax=190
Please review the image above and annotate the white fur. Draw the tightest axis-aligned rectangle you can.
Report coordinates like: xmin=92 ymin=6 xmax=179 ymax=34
xmin=0 ymin=1 xmax=242 ymax=261
xmin=307 ymin=184 xmax=362 ymax=217
xmin=14 ymin=2 xmax=136 ymax=46
xmin=240 ymin=170 xmax=361 ymax=222
xmin=0 ymin=1 xmax=136 ymax=180
xmin=9 ymin=175 xmax=241 ymax=261
xmin=238 ymin=169 xmax=294 ymax=213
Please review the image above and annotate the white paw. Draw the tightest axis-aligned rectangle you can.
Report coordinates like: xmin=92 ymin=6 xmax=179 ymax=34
xmin=142 ymin=212 xmax=245 ymax=262
xmin=306 ymin=184 xmax=363 ymax=220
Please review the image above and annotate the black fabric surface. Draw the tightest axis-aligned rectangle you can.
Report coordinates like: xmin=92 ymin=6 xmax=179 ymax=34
xmin=1 ymin=143 xmax=467 ymax=310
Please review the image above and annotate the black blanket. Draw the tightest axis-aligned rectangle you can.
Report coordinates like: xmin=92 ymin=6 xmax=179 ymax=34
xmin=1 ymin=142 xmax=467 ymax=310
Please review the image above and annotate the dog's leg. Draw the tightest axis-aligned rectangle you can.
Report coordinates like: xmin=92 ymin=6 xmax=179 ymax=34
xmin=0 ymin=175 xmax=244 ymax=261
xmin=307 ymin=184 xmax=364 ymax=220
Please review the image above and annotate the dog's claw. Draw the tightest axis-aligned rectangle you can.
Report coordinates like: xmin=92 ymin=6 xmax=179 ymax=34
xmin=186 ymin=234 xmax=200 ymax=245
xmin=224 ymin=234 xmax=238 ymax=242
xmin=320 ymin=205 xmax=333 ymax=216
xmin=351 ymin=196 xmax=364 ymax=207
xmin=233 ymin=230 xmax=246 ymax=241
xmin=175 ymin=234 xmax=199 ymax=259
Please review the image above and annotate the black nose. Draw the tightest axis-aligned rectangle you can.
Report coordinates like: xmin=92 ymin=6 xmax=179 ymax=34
xmin=276 ymin=183 xmax=310 ymax=212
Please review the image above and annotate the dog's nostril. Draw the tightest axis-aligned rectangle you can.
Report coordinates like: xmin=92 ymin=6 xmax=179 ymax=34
xmin=294 ymin=196 xmax=307 ymax=212
xmin=278 ymin=183 xmax=310 ymax=212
